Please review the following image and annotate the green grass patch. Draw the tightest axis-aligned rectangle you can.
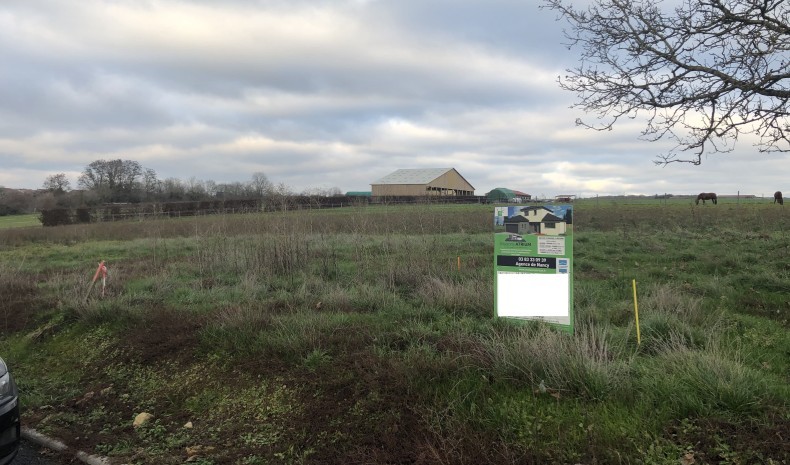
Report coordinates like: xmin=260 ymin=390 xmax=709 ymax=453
xmin=0 ymin=214 xmax=40 ymax=229
xmin=1 ymin=203 xmax=788 ymax=464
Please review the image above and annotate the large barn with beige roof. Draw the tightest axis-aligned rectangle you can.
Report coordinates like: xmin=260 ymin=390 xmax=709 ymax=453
xmin=371 ymin=168 xmax=475 ymax=197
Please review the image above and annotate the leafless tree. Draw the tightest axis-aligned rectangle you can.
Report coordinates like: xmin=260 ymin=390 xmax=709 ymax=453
xmin=250 ymin=172 xmax=274 ymax=198
xmin=216 ymin=181 xmax=253 ymax=199
xmin=42 ymin=173 xmax=71 ymax=194
xmin=543 ymin=0 xmax=790 ymax=164
xmin=302 ymin=186 xmax=343 ymax=196
xmin=0 ymin=187 xmax=39 ymax=214
xmin=34 ymin=192 xmax=57 ymax=210
xmin=142 ymin=168 xmax=160 ymax=200
xmin=184 ymin=177 xmax=208 ymax=200
xmin=78 ymin=159 xmax=144 ymax=202
xmin=203 ymin=179 xmax=218 ymax=198
xmin=161 ymin=177 xmax=187 ymax=201
xmin=270 ymin=182 xmax=295 ymax=211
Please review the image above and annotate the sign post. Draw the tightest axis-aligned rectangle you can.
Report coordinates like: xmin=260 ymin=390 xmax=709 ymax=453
xmin=494 ymin=205 xmax=573 ymax=332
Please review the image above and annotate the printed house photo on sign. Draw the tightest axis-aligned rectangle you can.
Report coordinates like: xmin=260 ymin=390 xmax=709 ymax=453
xmin=495 ymin=205 xmax=573 ymax=236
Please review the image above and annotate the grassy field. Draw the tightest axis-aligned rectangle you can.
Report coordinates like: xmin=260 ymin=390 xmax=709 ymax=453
xmin=0 ymin=203 xmax=788 ymax=464
xmin=0 ymin=213 xmax=40 ymax=229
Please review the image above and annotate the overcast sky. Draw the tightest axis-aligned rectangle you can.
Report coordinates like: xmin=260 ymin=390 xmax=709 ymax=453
xmin=1 ymin=0 xmax=787 ymax=197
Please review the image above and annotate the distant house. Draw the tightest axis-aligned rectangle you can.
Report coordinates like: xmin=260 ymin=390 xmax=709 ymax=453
xmin=504 ymin=206 xmax=567 ymax=235
xmin=554 ymin=194 xmax=576 ymax=203
xmin=485 ymin=188 xmax=531 ymax=203
xmin=371 ymin=168 xmax=474 ymax=197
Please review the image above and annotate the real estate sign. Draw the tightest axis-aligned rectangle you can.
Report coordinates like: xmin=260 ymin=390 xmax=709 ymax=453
xmin=494 ymin=205 xmax=573 ymax=332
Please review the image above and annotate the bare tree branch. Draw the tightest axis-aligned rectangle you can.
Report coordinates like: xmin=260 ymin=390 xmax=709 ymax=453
xmin=543 ymin=0 xmax=790 ymax=164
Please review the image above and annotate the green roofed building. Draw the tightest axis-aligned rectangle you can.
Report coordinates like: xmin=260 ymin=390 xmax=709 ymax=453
xmin=485 ymin=188 xmax=531 ymax=203
xmin=345 ymin=191 xmax=372 ymax=197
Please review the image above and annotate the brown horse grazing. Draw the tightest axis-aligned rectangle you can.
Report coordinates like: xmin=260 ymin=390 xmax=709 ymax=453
xmin=775 ymin=191 xmax=784 ymax=205
xmin=695 ymin=192 xmax=717 ymax=205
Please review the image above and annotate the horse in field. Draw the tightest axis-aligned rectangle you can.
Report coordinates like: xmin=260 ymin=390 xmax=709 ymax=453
xmin=695 ymin=192 xmax=717 ymax=205
xmin=775 ymin=191 xmax=784 ymax=205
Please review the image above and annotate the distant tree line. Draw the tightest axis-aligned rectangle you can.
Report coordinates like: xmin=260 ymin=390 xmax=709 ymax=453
xmin=1 ymin=158 xmax=344 ymax=216
xmin=37 ymin=196 xmax=373 ymax=226
xmin=37 ymin=195 xmax=492 ymax=226
xmin=4 ymin=158 xmax=496 ymax=227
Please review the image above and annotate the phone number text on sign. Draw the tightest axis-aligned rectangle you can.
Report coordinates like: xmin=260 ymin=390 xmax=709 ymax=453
xmin=496 ymin=256 xmax=557 ymax=269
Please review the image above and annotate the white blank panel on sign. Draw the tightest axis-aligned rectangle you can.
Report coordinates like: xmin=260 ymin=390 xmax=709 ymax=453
xmin=497 ymin=272 xmax=569 ymax=317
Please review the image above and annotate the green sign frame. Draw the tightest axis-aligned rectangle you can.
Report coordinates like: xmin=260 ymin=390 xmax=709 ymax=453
xmin=493 ymin=205 xmax=574 ymax=332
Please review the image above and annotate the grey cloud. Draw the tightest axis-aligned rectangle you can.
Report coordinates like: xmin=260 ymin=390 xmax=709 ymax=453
xmin=0 ymin=0 xmax=781 ymax=197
